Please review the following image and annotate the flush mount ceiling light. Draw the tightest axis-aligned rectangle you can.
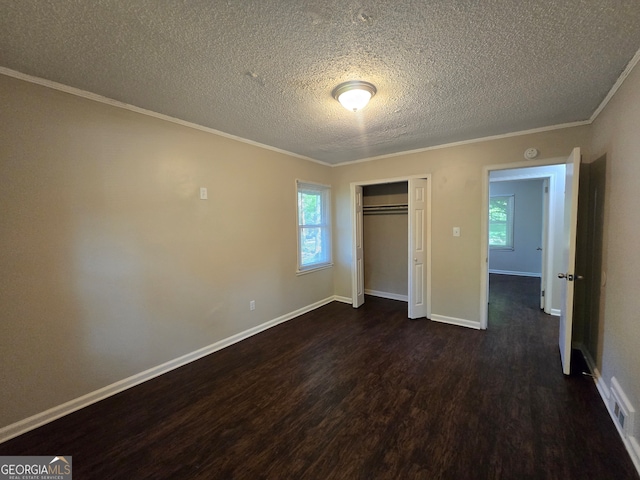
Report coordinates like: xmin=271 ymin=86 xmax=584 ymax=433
xmin=332 ymin=80 xmax=377 ymax=112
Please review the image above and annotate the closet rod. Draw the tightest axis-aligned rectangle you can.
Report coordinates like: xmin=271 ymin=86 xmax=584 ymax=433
xmin=363 ymin=203 xmax=408 ymax=215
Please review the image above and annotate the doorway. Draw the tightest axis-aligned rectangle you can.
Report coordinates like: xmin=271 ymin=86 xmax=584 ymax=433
xmin=350 ymin=175 xmax=431 ymax=319
xmin=488 ymin=176 xmax=546 ymax=315
xmin=574 ymin=155 xmax=606 ymax=371
xmin=480 ymin=161 xmax=567 ymax=329
xmin=361 ymin=182 xmax=409 ymax=302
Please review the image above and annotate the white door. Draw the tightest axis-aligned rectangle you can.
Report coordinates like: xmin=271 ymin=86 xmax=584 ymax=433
xmin=558 ymin=147 xmax=581 ymax=375
xmin=408 ymin=178 xmax=428 ymax=319
xmin=353 ymin=185 xmax=365 ymax=308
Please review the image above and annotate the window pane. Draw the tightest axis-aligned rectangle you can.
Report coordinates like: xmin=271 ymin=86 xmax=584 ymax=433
xmin=489 ymin=224 xmax=507 ymax=246
xmin=298 ymin=191 xmax=322 ymax=226
xmin=300 ymin=227 xmax=327 ymax=266
xmin=489 ymin=195 xmax=514 ymax=249
xmin=296 ymin=181 xmax=331 ymax=272
xmin=489 ymin=198 xmax=508 ymax=222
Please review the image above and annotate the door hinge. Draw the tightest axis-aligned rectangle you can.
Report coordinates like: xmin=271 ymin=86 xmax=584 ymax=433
xmin=541 ymin=290 xmax=545 ymax=297
xmin=545 ymin=186 xmax=549 ymax=193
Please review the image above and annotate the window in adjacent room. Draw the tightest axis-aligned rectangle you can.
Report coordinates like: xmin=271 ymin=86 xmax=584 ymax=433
xmin=296 ymin=180 xmax=332 ymax=273
xmin=489 ymin=195 xmax=515 ymax=250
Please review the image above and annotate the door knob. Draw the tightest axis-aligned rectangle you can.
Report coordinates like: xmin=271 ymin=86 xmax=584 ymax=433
xmin=558 ymin=273 xmax=574 ymax=281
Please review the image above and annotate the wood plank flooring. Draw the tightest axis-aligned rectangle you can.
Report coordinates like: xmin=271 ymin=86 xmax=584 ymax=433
xmin=1 ymin=275 xmax=638 ymax=479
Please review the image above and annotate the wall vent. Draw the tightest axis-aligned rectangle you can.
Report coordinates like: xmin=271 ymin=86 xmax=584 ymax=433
xmin=610 ymin=377 xmax=635 ymax=437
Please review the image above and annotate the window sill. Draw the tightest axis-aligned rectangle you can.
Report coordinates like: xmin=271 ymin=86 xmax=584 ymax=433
xmin=296 ymin=263 xmax=333 ymax=276
xmin=490 ymin=247 xmax=515 ymax=252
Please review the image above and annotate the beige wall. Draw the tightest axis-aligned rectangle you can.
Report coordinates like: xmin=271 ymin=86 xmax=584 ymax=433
xmin=331 ymin=127 xmax=591 ymax=323
xmin=0 ymin=74 xmax=333 ymax=428
xmin=4 ymin=63 xmax=639 ymax=449
xmin=590 ymin=62 xmax=640 ymax=439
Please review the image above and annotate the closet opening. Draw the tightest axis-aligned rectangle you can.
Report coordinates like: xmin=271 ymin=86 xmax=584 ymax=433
xmin=350 ymin=175 xmax=431 ymax=319
xmin=362 ymin=182 xmax=409 ymax=302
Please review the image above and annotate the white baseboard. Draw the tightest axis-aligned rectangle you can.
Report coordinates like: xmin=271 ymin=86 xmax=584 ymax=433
xmin=550 ymin=308 xmax=561 ymax=317
xmin=578 ymin=346 xmax=640 ymax=476
xmin=489 ymin=269 xmax=542 ymax=277
xmin=333 ymin=295 xmax=353 ymax=304
xmin=0 ymin=295 xmax=339 ymax=444
xmin=430 ymin=314 xmax=481 ymax=330
xmin=631 ymin=437 xmax=640 ymax=473
xmin=364 ymin=289 xmax=408 ymax=302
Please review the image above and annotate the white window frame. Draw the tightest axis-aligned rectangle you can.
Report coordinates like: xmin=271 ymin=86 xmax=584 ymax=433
xmin=489 ymin=194 xmax=515 ymax=250
xmin=296 ymin=180 xmax=332 ymax=274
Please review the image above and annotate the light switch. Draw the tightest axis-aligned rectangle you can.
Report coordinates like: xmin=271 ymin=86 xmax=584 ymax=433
xmin=453 ymin=227 xmax=461 ymax=237
xmin=199 ymin=187 xmax=208 ymax=200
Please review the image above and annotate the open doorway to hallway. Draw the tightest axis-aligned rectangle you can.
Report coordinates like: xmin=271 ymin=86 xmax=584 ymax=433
xmin=488 ymin=177 xmax=546 ymax=309
xmin=487 ymin=165 xmax=566 ymax=318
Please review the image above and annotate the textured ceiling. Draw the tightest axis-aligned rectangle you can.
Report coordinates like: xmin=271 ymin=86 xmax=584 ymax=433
xmin=1 ymin=1 xmax=640 ymax=165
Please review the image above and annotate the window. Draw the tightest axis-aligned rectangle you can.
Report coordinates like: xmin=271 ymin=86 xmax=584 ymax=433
xmin=489 ymin=195 xmax=514 ymax=249
xmin=297 ymin=180 xmax=332 ymax=273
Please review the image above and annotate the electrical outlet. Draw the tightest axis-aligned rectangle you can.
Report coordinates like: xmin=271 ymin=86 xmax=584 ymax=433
xmin=249 ymin=300 xmax=255 ymax=311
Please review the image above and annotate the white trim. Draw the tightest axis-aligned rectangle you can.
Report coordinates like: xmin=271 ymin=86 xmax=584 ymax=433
xmin=0 ymin=67 xmax=328 ymax=167
xmin=351 ymin=183 xmax=364 ymax=308
xmin=0 ymin=295 xmax=339 ymax=444
xmin=481 ymin=160 xmax=565 ymax=328
xmin=296 ymin=180 xmax=332 ymax=273
xmin=486 ymin=156 xmax=567 ymax=172
xmin=333 ymin=295 xmax=353 ymax=304
xmin=295 ymin=263 xmax=333 ymax=276
xmin=578 ymin=346 xmax=640 ymax=476
xmin=611 ymin=377 xmax=636 ymax=438
xmin=5 ymin=44 xmax=640 ymax=171
xmin=579 ymin=345 xmax=611 ymax=401
xmin=596 ymin=382 xmax=640 ymax=473
xmin=590 ymin=47 xmax=640 ymax=122
xmin=364 ymin=289 xmax=408 ymax=302
xmin=430 ymin=314 xmax=481 ymax=330
xmin=333 ymin=122 xmax=590 ymax=167
xmin=550 ymin=308 xmax=561 ymax=317
xmin=488 ymin=269 xmax=542 ymax=278
xmin=630 ymin=438 xmax=640 ymax=474
xmin=350 ymin=174 xmax=432 ymax=320
xmin=336 ymin=46 xmax=640 ymax=168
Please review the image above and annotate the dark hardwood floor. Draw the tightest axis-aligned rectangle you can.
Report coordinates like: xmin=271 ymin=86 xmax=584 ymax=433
xmin=1 ymin=275 xmax=637 ymax=479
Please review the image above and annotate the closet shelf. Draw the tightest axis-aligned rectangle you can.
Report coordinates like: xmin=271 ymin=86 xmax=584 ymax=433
xmin=363 ymin=203 xmax=408 ymax=215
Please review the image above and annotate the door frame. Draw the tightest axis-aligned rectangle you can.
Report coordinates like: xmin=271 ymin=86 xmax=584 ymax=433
xmin=480 ymin=158 xmax=565 ymax=330
xmin=350 ymin=174 xmax=432 ymax=319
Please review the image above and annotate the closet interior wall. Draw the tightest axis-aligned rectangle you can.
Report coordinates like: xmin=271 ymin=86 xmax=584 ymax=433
xmin=362 ymin=182 xmax=409 ymax=300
